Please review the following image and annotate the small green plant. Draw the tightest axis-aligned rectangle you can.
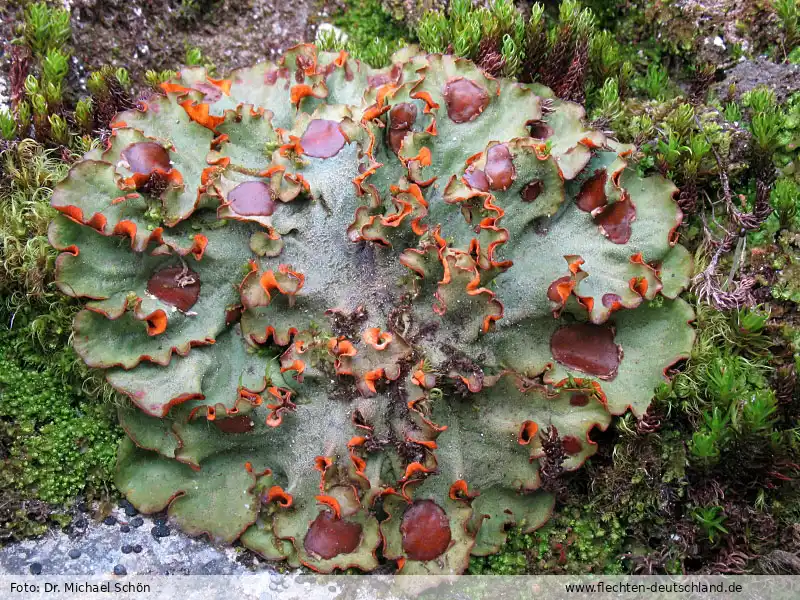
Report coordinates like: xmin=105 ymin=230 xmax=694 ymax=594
xmin=736 ymin=306 xmax=770 ymax=336
xmin=114 ymin=68 xmax=131 ymax=91
xmin=185 ymin=46 xmax=205 ymax=67
xmin=0 ymin=140 xmax=68 ymax=301
xmin=75 ymin=98 xmax=94 ymax=134
xmin=417 ymin=12 xmax=451 ymax=54
xmin=23 ymin=74 xmax=40 ymax=98
xmin=316 ymin=27 xmax=348 ymax=53
xmin=350 ymin=37 xmax=392 ymax=68
xmin=86 ymin=71 xmax=108 ymax=97
xmin=42 ymin=48 xmax=70 ymax=87
xmin=666 ymin=105 xmax=695 ymax=139
xmin=417 ymin=0 xmax=603 ymax=102
xmin=592 ymin=77 xmax=623 ymax=125
xmin=0 ymin=110 xmax=17 ymax=141
xmin=20 ymin=1 xmax=71 ymax=58
xmin=742 ymin=86 xmax=786 ymax=154
xmin=636 ymin=63 xmax=671 ymax=101
xmin=656 ymin=129 xmax=690 ymax=173
xmin=145 ymin=69 xmax=179 ymax=90
xmin=774 ymin=0 xmax=800 ymax=54
xmin=691 ymin=506 xmax=728 ymax=543
xmin=47 ymin=114 xmax=70 ymax=146
xmin=771 ymin=178 xmax=799 ymax=229
xmin=742 ymin=390 xmax=779 ymax=435
xmin=43 ymin=81 xmax=63 ymax=109
xmin=690 ymin=429 xmax=722 ymax=462
xmin=724 ymin=102 xmax=743 ymax=123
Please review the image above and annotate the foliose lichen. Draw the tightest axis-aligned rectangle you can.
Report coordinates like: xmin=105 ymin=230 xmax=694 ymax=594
xmin=49 ymin=44 xmax=695 ymax=573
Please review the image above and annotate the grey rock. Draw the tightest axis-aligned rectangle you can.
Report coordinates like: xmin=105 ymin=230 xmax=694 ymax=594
xmin=0 ymin=506 xmax=253 ymax=575
xmin=714 ymin=57 xmax=800 ymax=103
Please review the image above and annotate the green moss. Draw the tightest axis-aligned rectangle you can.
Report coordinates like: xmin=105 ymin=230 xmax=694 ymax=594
xmin=17 ymin=1 xmax=71 ymax=60
xmin=468 ymin=505 xmax=629 ymax=574
xmin=468 ymin=528 xmax=534 ymax=574
xmin=331 ymin=0 xmax=411 ymax=67
xmin=0 ymin=327 xmax=121 ymax=506
xmin=0 ymin=140 xmax=68 ymax=302
xmin=0 ymin=135 xmax=122 ymax=540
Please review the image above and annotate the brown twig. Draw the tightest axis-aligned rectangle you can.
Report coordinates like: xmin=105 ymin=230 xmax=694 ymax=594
xmin=690 ymin=118 xmax=774 ymax=310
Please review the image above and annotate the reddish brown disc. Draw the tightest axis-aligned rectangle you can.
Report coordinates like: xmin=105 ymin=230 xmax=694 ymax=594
xmin=228 ymin=181 xmax=276 ymax=216
xmin=303 ymin=511 xmax=363 ymax=559
xmin=594 ymin=198 xmax=636 ymax=244
xmin=576 ymin=170 xmax=608 ymax=212
xmin=387 ymin=103 xmax=418 ymax=154
xmin=146 ymin=266 xmax=201 ymax=312
xmin=300 ymin=119 xmax=346 ymax=158
xmin=550 ymin=323 xmax=621 ymax=380
xmin=484 ymin=144 xmax=515 ymax=191
xmin=388 ymin=129 xmax=410 ymax=154
xmin=562 ymin=435 xmax=583 ymax=455
xmin=527 ymin=120 xmax=554 ymax=139
xmin=400 ymin=500 xmax=452 ymax=561
xmin=225 ymin=305 xmax=243 ymax=325
xmin=443 ymin=78 xmax=490 ymax=124
xmin=213 ymin=414 xmax=254 ymax=433
xmin=122 ymin=142 xmax=171 ymax=176
xmin=463 ymin=168 xmax=490 ymax=191
xmin=569 ymin=393 xmax=590 ymax=407
xmin=389 ymin=102 xmax=417 ymax=130
xmin=520 ymin=180 xmax=544 ymax=202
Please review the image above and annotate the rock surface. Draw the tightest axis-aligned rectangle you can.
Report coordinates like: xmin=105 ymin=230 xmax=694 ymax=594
xmin=714 ymin=56 xmax=800 ymax=102
xmin=0 ymin=504 xmax=259 ymax=576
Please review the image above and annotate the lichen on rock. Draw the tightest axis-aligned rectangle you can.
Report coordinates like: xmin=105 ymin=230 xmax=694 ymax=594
xmin=49 ymin=44 xmax=695 ymax=573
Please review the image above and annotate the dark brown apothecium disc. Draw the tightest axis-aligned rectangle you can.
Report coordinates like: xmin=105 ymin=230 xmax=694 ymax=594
xmin=520 ymin=179 xmax=544 ymax=202
xmin=484 ymin=144 xmax=515 ymax=191
xmin=304 ymin=512 xmax=363 ymax=559
xmin=388 ymin=103 xmax=418 ymax=154
xmin=594 ymin=198 xmax=636 ymax=244
xmin=527 ymin=120 xmax=554 ymax=140
xmin=400 ymin=500 xmax=452 ymax=561
xmin=121 ymin=142 xmax=171 ymax=176
xmin=576 ymin=170 xmax=608 ymax=213
xmin=146 ymin=266 xmax=201 ymax=312
xmin=550 ymin=323 xmax=622 ymax=380
xmin=443 ymin=78 xmax=490 ymax=124
xmin=213 ymin=414 xmax=255 ymax=433
xmin=463 ymin=168 xmax=490 ymax=191
xmin=300 ymin=119 xmax=347 ymax=158
xmin=228 ymin=181 xmax=276 ymax=216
